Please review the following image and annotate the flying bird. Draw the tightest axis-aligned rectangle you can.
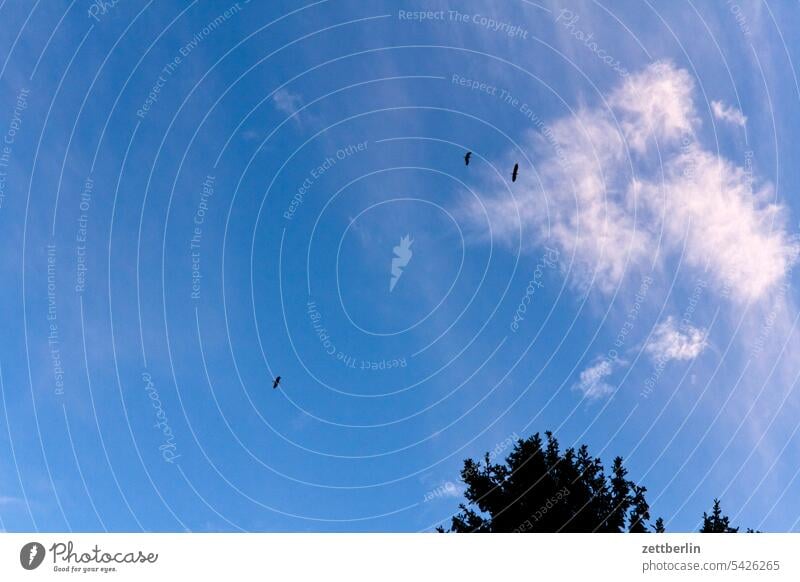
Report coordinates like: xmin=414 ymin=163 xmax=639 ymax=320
xmin=272 ymin=376 xmax=282 ymax=389
xmin=511 ymin=163 xmax=519 ymax=182
xmin=464 ymin=151 xmax=472 ymax=166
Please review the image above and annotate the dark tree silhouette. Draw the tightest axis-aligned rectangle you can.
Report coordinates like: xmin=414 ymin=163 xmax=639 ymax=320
xmin=628 ymin=484 xmax=651 ymax=532
xmin=700 ymin=499 xmax=739 ymax=533
xmin=438 ymin=431 xmax=755 ymax=533
xmin=438 ymin=431 xmax=658 ymax=533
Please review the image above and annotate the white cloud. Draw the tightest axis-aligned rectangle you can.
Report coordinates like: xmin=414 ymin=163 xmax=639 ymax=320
xmin=470 ymin=61 xmax=797 ymax=302
xmin=711 ymin=100 xmax=747 ymax=127
xmin=645 ymin=317 xmax=707 ymax=362
xmin=639 ymin=144 xmax=795 ymax=301
xmin=469 ymin=109 xmax=649 ymax=293
xmin=423 ymin=480 xmax=463 ymax=502
xmin=573 ymin=358 xmax=616 ymax=400
xmin=438 ymin=481 xmax=462 ymax=498
xmin=272 ymin=88 xmax=303 ymax=118
xmin=610 ymin=61 xmax=698 ymax=153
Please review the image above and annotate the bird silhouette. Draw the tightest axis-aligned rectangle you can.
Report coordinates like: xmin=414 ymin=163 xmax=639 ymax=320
xmin=511 ymin=163 xmax=519 ymax=182
xmin=272 ymin=376 xmax=282 ymax=389
xmin=464 ymin=151 xmax=472 ymax=166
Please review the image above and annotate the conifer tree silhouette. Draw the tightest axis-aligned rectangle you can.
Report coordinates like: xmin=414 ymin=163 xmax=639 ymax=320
xmin=700 ymin=499 xmax=739 ymax=533
xmin=438 ymin=432 xmax=659 ymax=533
xmin=438 ymin=432 xmax=755 ymax=533
xmin=628 ymin=485 xmax=651 ymax=532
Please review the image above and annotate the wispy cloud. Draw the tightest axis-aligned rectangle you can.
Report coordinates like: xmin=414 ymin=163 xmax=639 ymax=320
xmin=645 ymin=317 xmax=707 ymax=362
xmin=711 ymin=99 xmax=747 ymax=127
xmin=573 ymin=358 xmax=616 ymax=400
xmin=611 ymin=61 xmax=698 ymax=153
xmin=421 ymin=477 xmax=464 ymax=502
xmin=468 ymin=61 xmax=797 ymax=302
xmin=272 ymin=88 xmax=303 ymax=118
xmin=240 ymin=129 xmax=260 ymax=141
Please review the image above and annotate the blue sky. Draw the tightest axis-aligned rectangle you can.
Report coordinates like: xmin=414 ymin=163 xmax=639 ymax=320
xmin=2 ymin=0 xmax=800 ymax=532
